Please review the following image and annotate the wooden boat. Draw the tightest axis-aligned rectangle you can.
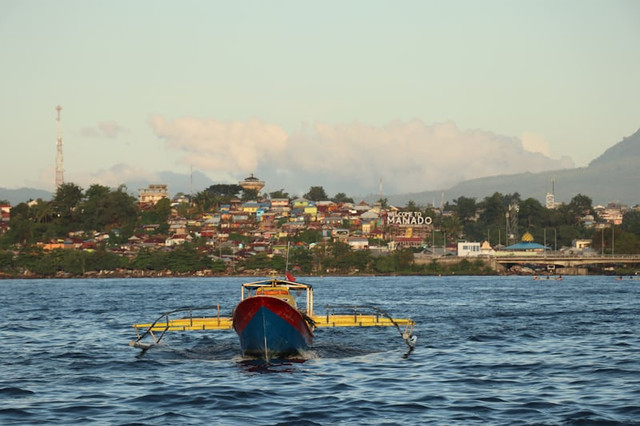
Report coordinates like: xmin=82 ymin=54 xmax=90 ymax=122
xmin=130 ymin=275 xmax=416 ymax=359
xmin=232 ymin=278 xmax=314 ymax=358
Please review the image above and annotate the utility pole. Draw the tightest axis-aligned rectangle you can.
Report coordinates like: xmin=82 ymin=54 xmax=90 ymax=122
xmin=55 ymin=105 xmax=64 ymax=187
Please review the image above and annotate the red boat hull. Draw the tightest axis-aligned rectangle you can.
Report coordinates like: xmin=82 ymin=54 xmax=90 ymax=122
xmin=232 ymin=296 xmax=313 ymax=358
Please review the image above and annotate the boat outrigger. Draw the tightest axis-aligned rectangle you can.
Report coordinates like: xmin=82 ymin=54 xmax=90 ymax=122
xmin=130 ymin=275 xmax=416 ymax=359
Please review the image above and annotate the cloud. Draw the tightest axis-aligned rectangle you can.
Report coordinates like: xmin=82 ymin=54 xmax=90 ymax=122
xmin=148 ymin=115 xmax=289 ymax=181
xmin=64 ymin=164 xmax=160 ymax=192
xmin=148 ymin=116 xmax=574 ymax=197
xmin=80 ymin=121 xmax=127 ymax=139
xmin=521 ymin=131 xmax=551 ymax=156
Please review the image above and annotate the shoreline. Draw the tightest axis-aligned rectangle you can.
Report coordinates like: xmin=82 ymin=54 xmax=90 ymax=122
xmin=0 ymin=270 xmax=634 ymax=280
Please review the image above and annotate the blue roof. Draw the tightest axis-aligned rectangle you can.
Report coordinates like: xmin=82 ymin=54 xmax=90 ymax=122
xmin=502 ymin=242 xmax=549 ymax=251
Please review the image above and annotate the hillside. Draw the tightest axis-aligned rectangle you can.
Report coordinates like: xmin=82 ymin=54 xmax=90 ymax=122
xmin=4 ymin=129 xmax=639 ymax=207
xmin=0 ymin=187 xmax=52 ymax=206
xmin=377 ymin=128 xmax=640 ymax=207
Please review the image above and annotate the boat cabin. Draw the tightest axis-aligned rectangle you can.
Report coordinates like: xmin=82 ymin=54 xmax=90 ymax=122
xmin=241 ymin=277 xmax=314 ymax=316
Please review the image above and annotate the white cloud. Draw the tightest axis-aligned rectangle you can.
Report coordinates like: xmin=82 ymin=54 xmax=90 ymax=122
xmin=521 ymin=131 xmax=551 ymax=156
xmin=148 ymin=115 xmax=288 ymax=178
xmin=65 ymin=164 xmax=160 ymax=191
xmin=80 ymin=121 xmax=127 ymax=139
xmin=147 ymin=116 xmax=574 ymax=196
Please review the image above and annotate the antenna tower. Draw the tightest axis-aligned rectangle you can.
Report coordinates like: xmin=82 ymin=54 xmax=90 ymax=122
xmin=55 ymin=105 xmax=64 ymax=187
xmin=505 ymin=203 xmax=519 ymax=246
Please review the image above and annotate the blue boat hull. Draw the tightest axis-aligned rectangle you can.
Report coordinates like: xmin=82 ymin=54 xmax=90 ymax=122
xmin=232 ymin=296 xmax=313 ymax=358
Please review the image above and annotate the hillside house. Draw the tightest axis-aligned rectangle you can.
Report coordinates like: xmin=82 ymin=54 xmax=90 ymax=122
xmin=138 ymin=184 xmax=169 ymax=205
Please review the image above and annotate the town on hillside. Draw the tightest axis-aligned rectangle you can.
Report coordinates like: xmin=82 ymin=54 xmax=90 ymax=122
xmin=0 ymin=174 xmax=639 ymax=278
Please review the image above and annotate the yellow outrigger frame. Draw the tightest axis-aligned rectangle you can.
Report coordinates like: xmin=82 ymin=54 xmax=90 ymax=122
xmin=130 ymin=276 xmax=416 ymax=355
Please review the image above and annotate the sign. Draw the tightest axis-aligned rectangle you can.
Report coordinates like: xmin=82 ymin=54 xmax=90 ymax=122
xmin=386 ymin=212 xmax=432 ymax=226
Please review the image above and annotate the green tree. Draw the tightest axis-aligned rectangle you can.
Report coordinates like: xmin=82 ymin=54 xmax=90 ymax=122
xmin=141 ymin=198 xmax=171 ymax=225
xmin=304 ymin=186 xmax=328 ymax=201
xmin=269 ymin=189 xmax=289 ymax=199
xmin=53 ymin=182 xmax=84 ymax=218
xmin=452 ymin=196 xmax=477 ymax=223
xmin=241 ymin=188 xmax=259 ymax=201
xmin=561 ymin=194 xmax=593 ymax=225
xmin=204 ymin=184 xmax=242 ymax=198
xmin=332 ymin=192 xmax=354 ymax=204
xmin=622 ymin=210 xmax=640 ymax=239
xmin=405 ymin=200 xmax=420 ymax=212
xmin=519 ymin=198 xmax=545 ymax=230
xmin=290 ymin=246 xmax=313 ymax=273
xmin=478 ymin=192 xmax=507 ymax=228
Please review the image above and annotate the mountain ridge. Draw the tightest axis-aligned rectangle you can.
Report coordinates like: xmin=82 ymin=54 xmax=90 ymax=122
xmin=3 ymin=128 xmax=639 ymax=207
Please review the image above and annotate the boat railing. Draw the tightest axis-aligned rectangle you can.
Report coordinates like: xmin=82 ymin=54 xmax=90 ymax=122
xmin=130 ymin=304 xmax=225 ymax=354
xmin=321 ymin=304 xmax=417 ymax=358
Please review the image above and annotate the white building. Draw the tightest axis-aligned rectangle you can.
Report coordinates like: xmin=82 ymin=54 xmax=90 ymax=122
xmin=457 ymin=241 xmax=481 ymax=257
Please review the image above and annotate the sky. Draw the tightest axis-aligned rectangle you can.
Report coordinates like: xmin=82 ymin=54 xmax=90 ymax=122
xmin=1 ymin=0 xmax=638 ymax=198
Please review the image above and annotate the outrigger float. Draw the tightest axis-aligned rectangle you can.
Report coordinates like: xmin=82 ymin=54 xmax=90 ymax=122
xmin=130 ymin=275 xmax=417 ymax=359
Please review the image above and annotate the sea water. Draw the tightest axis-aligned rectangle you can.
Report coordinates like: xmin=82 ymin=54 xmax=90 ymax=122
xmin=1 ymin=275 xmax=639 ymax=425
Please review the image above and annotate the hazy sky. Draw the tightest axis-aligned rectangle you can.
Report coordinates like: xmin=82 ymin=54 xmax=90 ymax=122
xmin=1 ymin=0 xmax=638 ymax=197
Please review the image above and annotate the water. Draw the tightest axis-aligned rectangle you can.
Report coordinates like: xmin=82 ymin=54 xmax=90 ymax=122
xmin=1 ymin=276 xmax=639 ymax=425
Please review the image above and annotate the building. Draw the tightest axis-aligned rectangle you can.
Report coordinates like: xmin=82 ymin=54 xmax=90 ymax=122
xmin=239 ymin=174 xmax=265 ymax=194
xmin=138 ymin=184 xmax=169 ymax=205
xmin=457 ymin=241 xmax=481 ymax=257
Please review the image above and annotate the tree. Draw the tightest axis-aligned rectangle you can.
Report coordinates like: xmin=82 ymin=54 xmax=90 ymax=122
xmin=405 ymin=200 xmax=420 ymax=212
xmin=53 ymin=182 xmax=84 ymax=217
xmin=193 ymin=190 xmax=216 ymax=213
xmin=452 ymin=196 xmax=477 ymax=223
xmin=141 ymin=198 xmax=171 ymax=225
xmin=562 ymin=194 xmax=593 ymax=225
xmin=519 ymin=198 xmax=544 ymax=230
xmin=304 ymin=186 xmax=328 ymax=201
xmin=81 ymin=184 xmax=137 ymax=232
xmin=622 ymin=210 xmax=640 ymax=239
xmin=269 ymin=189 xmax=289 ymax=199
xmin=204 ymin=184 xmax=242 ymax=198
xmin=332 ymin=192 xmax=354 ymax=204
xmin=241 ymin=188 xmax=259 ymax=201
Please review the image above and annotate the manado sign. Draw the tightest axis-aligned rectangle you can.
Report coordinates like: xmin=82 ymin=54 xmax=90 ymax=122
xmin=386 ymin=212 xmax=432 ymax=226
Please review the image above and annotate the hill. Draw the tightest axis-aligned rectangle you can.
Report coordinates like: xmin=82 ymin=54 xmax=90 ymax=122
xmin=0 ymin=187 xmax=53 ymax=206
xmin=372 ymin=128 xmax=640 ymax=207
xmin=4 ymin=129 xmax=639 ymax=207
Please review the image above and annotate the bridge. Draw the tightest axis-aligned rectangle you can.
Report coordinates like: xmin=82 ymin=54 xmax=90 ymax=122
xmin=414 ymin=253 xmax=640 ymax=274
xmin=492 ymin=254 xmax=640 ymax=272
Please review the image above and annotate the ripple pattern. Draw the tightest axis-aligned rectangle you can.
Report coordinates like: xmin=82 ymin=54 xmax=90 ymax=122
xmin=1 ymin=276 xmax=639 ymax=424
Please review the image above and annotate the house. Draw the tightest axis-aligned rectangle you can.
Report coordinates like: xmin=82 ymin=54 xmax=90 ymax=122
xmin=242 ymin=202 xmax=261 ymax=214
xmin=165 ymin=233 xmax=193 ymax=247
xmin=457 ymin=241 xmax=481 ymax=257
xmin=1 ymin=204 xmax=11 ymax=223
xmin=138 ymin=184 xmax=169 ymax=205
xmin=348 ymin=237 xmax=369 ymax=250
xmin=292 ymin=198 xmax=311 ymax=209
xmin=320 ymin=216 xmax=343 ymax=227
xmin=331 ymin=228 xmax=349 ymax=240
xmin=389 ymin=237 xmax=423 ymax=250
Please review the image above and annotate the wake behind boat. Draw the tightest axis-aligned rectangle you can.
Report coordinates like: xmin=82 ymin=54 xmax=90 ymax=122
xmin=130 ymin=274 xmax=416 ymax=360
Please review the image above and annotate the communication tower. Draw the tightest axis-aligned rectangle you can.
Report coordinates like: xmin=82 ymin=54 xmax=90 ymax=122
xmin=545 ymin=179 xmax=556 ymax=209
xmin=55 ymin=105 xmax=64 ymax=187
xmin=505 ymin=203 xmax=519 ymax=246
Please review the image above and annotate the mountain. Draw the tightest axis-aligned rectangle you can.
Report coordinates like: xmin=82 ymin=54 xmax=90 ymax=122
xmin=369 ymin=128 xmax=640 ymax=207
xmin=4 ymin=129 xmax=638 ymax=207
xmin=0 ymin=187 xmax=53 ymax=206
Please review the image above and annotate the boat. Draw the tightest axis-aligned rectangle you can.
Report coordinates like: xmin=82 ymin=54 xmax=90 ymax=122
xmin=232 ymin=278 xmax=314 ymax=358
xmin=130 ymin=274 xmax=416 ymax=360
